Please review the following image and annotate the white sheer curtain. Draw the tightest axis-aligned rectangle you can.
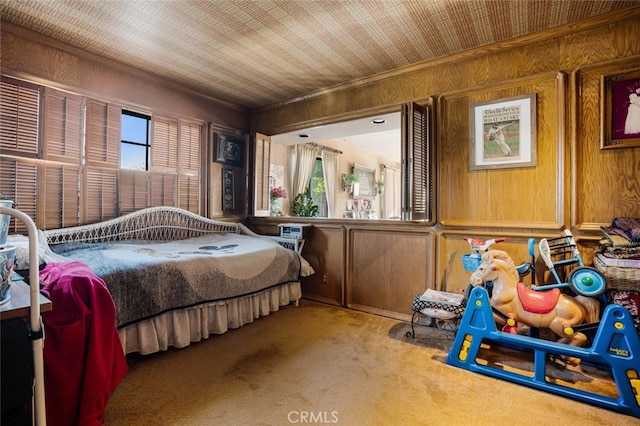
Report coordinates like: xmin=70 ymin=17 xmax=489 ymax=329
xmin=382 ymin=167 xmax=401 ymax=219
xmin=290 ymin=144 xmax=319 ymax=198
xmin=321 ymin=149 xmax=339 ymax=217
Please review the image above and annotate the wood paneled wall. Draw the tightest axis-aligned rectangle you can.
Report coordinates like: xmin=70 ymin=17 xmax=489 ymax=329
xmin=347 ymin=227 xmax=435 ymax=320
xmin=439 ymin=72 xmax=567 ymax=229
xmin=251 ymin=8 xmax=640 ymax=319
xmin=573 ymin=57 xmax=640 ymax=232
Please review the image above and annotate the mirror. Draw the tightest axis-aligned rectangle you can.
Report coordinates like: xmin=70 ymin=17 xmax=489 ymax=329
xmin=269 ymin=111 xmax=402 ymax=219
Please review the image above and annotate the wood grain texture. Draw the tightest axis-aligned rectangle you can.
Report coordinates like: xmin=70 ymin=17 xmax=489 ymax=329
xmin=1 ymin=31 xmax=79 ymax=86
xmin=347 ymin=228 xmax=435 ymax=317
xmin=299 ymin=225 xmax=345 ymax=306
xmin=572 ymin=57 xmax=640 ymax=230
xmin=438 ymin=72 xmax=566 ymax=229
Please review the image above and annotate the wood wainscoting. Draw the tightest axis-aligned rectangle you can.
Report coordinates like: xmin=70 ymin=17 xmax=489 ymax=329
xmin=249 ymin=217 xmax=605 ymax=321
xmin=249 ymin=218 xmax=437 ymax=322
xmin=347 ymin=226 xmax=435 ymax=322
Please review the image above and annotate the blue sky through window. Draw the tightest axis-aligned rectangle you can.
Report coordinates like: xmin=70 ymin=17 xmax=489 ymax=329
xmin=121 ymin=111 xmax=150 ymax=170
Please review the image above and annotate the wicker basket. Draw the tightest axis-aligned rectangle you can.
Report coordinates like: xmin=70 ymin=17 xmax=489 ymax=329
xmin=593 ymin=255 xmax=640 ymax=291
xmin=461 ymin=253 xmax=482 ymax=272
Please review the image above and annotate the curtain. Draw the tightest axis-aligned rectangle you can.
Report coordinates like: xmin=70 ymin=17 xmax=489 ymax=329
xmin=321 ymin=149 xmax=339 ymax=217
xmin=291 ymin=144 xmax=319 ymax=198
xmin=383 ymin=167 xmax=401 ymax=219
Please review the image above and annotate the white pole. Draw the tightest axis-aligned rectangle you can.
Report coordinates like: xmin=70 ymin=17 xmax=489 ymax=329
xmin=0 ymin=207 xmax=46 ymax=425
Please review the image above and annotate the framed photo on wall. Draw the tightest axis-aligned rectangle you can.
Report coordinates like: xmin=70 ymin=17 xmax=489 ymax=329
xmin=353 ymin=163 xmax=375 ymax=198
xmin=222 ymin=168 xmax=235 ymax=211
xmin=214 ymin=133 xmax=244 ymax=167
xmin=601 ymin=69 xmax=640 ymax=149
xmin=469 ymin=94 xmax=537 ymax=171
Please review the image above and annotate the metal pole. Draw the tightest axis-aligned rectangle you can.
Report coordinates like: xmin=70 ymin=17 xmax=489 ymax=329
xmin=0 ymin=207 xmax=46 ymax=426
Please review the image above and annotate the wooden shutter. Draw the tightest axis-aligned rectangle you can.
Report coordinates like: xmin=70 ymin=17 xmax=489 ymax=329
xmin=0 ymin=77 xmax=40 ymax=157
xmin=254 ymin=133 xmax=271 ymax=211
xmin=178 ymin=174 xmax=199 ymax=214
xmin=119 ymin=169 xmax=148 ymax=214
xmin=85 ymin=167 xmax=117 ymax=224
xmin=152 ymin=117 xmax=178 ymax=172
xmin=150 ymin=173 xmax=177 ymax=207
xmin=0 ymin=158 xmax=37 ymax=234
xmin=401 ymin=102 xmax=431 ymax=222
xmin=0 ymin=77 xmax=40 ymax=232
xmin=178 ymin=121 xmax=201 ymax=173
xmin=177 ymin=121 xmax=201 ymax=213
xmin=40 ymin=87 xmax=84 ymax=228
xmin=43 ymin=164 xmax=81 ymax=229
xmin=43 ymin=87 xmax=83 ymax=164
xmin=86 ymin=99 xmax=120 ymax=167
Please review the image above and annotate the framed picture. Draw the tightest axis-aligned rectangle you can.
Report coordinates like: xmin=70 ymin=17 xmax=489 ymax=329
xmin=222 ymin=168 xmax=235 ymax=211
xmin=601 ymin=69 xmax=640 ymax=149
xmin=469 ymin=94 xmax=537 ymax=171
xmin=353 ymin=164 xmax=375 ymax=198
xmin=214 ymin=133 xmax=244 ymax=167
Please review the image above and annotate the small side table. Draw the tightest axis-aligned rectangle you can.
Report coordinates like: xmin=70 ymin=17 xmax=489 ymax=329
xmin=1 ymin=281 xmax=52 ymax=321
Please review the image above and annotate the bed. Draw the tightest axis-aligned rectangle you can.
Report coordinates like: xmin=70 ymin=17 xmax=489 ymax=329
xmin=39 ymin=206 xmax=308 ymax=355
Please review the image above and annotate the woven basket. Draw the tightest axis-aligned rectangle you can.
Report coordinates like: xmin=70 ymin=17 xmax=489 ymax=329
xmin=593 ymin=255 xmax=640 ymax=291
xmin=461 ymin=254 xmax=482 ymax=272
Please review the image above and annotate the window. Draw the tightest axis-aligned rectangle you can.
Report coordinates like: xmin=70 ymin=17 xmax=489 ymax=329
xmin=2 ymin=75 xmax=204 ymax=228
xmin=121 ymin=110 xmax=151 ymax=170
xmin=309 ymin=158 xmax=328 ymax=217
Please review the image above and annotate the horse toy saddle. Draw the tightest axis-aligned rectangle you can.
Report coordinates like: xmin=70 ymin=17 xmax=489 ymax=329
xmin=516 ymin=282 xmax=560 ymax=314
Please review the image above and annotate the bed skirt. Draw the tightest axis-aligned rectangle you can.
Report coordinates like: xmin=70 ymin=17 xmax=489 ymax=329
xmin=118 ymin=281 xmax=301 ymax=355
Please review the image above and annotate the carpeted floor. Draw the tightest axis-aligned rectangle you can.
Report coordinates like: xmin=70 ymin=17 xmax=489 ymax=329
xmin=104 ymin=300 xmax=638 ymax=425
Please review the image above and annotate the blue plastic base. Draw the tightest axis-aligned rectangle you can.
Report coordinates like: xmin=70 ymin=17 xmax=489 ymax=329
xmin=446 ymin=287 xmax=640 ymax=419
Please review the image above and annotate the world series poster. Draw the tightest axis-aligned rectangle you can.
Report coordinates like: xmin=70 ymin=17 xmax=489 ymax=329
xmin=469 ymin=94 xmax=537 ymax=170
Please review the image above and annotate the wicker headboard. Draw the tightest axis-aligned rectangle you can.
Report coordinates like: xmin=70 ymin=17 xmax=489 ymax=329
xmin=44 ymin=206 xmax=257 ymax=245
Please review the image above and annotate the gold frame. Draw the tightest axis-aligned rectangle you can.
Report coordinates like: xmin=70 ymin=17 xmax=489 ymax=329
xmin=600 ymin=68 xmax=640 ymax=149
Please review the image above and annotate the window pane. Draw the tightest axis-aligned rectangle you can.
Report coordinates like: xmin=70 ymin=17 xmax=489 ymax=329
xmin=309 ymin=158 xmax=327 ymax=217
xmin=120 ymin=143 xmax=147 ymax=170
xmin=121 ymin=111 xmax=150 ymax=171
xmin=121 ymin=113 xmax=148 ymax=143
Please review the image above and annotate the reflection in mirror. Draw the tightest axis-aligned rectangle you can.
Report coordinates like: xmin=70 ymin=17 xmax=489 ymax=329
xmin=269 ymin=111 xmax=402 ymax=219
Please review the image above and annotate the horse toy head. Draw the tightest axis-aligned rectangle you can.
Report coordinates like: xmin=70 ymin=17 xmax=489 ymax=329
xmin=469 ymin=249 xmax=519 ymax=287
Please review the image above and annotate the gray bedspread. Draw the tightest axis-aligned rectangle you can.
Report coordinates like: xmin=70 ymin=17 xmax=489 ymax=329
xmin=50 ymin=234 xmax=301 ymax=328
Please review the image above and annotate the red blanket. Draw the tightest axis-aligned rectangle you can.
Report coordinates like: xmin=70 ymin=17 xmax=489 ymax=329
xmin=40 ymin=261 xmax=128 ymax=426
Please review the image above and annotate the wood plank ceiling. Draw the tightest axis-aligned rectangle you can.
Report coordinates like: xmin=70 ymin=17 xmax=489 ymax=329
xmin=0 ymin=0 xmax=636 ymax=110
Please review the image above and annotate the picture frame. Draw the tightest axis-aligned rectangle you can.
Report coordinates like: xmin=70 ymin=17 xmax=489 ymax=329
xmin=600 ymin=69 xmax=640 ymax=149
xmin=214 ymin=133 xmax=244 ymax=167
xmin=353 ymin=164 xmax=375 ymax=198
xmin=222 ymin=168 xmax=235 ymax=211
xmin=469 ymin=93 xmax=537 ymax=171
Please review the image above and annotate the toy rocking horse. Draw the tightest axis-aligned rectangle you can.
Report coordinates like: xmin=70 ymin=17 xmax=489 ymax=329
xmin=469 ymin=250 xmax=601 ymax=364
